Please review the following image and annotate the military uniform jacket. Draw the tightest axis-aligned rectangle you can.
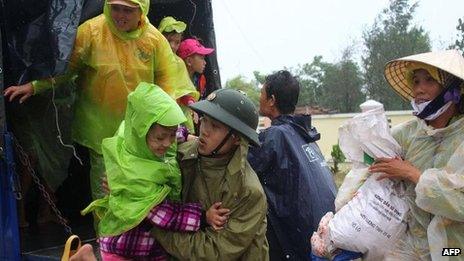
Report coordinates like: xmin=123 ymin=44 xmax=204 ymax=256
xmin=153 ymin=140 xmax=269 ymax=260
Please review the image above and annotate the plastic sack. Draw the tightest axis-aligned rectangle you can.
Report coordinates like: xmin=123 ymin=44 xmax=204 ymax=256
xmin=311 ymin=212 xmax=335 ymax=258
xmin=311 ymin=214 xmax=365 ymax=261
xmin=334 ymin=168 xmax=369 ymax=212
xmin=338 ymin=105 xmax=401 ymax=164
xmin=323 ymin=101 xmax=408 ymax=259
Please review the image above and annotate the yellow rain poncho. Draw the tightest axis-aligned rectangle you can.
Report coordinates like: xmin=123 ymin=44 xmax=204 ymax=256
xmin=173 ymin=55 xmax=199 ymax=132
xmin=82 ymin=82 xmax=186 ymax=236
xmin=32 ymin=0 xmax=193 ymax=154
xmin=158 ymin=16 xmax=199 ymax=132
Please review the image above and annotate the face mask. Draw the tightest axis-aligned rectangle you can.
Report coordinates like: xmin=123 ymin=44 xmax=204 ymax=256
xmin=411 ymin=99 xmax=430 ymax=115
xmin=411 ymin=99 xmax=453 ymax=121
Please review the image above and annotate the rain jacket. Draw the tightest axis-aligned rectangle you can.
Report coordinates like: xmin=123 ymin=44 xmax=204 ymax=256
xmin=248 ymin=114 xmax=337 ymax=260
xmin=152 ymin=140 xmax=269 ymax=260
xmin=81 ymin=82 xmax=186 ymax=236
xmin=157 ymin=15 xmax=199 ymax=132
xmin=384 ymin=116 xmax=464 ymax=261
xmin=173 ymin=55 xmax=199 ymax=132
xmin=32 ymin=0 xmax=194 ymax=154
xmin=173 ymin=55 xmax=200 ymax=102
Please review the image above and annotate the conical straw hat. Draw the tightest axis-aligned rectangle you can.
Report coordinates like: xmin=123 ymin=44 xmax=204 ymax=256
xmin=384 ymin=50 xmax=464 ymax=100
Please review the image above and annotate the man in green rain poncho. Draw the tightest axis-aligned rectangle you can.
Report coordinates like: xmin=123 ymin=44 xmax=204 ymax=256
xmin=4 ymin=0 xmax=194 ymax=200
xmin=151 ymin=89 xmax=270 ymax=260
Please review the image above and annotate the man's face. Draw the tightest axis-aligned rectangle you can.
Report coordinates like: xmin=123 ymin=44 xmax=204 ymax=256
xmin=146 ymin=124 xmax=177 ymax=157
xmin=259 ymin=85 xmax=274 ymax=116
xmin=198 ymin=116 xmax=239 ymax=156
xmin=110 ymin=4 xmax=142 ymax=32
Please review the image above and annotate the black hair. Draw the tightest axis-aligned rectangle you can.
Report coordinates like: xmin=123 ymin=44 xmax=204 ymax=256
xmin=264 ymin=70 xmax=300 ymax=114
xmin=443 ymin=72 xmax=464 ymax=115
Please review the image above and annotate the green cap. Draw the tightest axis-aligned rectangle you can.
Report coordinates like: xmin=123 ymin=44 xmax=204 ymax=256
xmin=158 ymin=16 xmax=187 ymax=34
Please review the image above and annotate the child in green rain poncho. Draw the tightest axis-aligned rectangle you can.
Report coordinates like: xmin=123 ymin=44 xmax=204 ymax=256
xmin=82 ymin=82 xmax=228 ymax=260
xmin=158 ymin=16 xmax=199 ymax=136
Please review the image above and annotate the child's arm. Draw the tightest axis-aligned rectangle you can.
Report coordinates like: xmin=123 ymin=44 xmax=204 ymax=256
xmin=145 ymin=200 xmax=202 ymax=232
xmin=145 ymin=201 xmax=230 ymax=232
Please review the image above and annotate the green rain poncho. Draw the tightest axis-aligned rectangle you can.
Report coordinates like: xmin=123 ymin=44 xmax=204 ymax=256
xmin=158 ymin=16 xmax=187 ymax=33
xmin=336 ymin=116 xmax=464 ymax=261
xmin=82 ymin=82 xmax=186 ymax=236
xmin=384 ymin=116 xmax=464 ymax=261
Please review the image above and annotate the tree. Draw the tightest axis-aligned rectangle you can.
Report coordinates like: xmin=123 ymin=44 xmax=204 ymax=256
xmin=293 ymin=56 xmax=329 ymax=107
xmin=330 ymin=143 xmax=346 ymax=173
xmin=292 ymin=51 xmax=365 ymax=113
xmin=319 ymin=49 xmax=365 ymax=113
xmin=253 ymin=71 xmax=267 ymax=85
xmin=224 ymin=75 xmax=260 ymax=106
xmin=450 ymin=18 xmax=464 ymax=52
xmin=362 ymin=0 xmax=430 ymax=110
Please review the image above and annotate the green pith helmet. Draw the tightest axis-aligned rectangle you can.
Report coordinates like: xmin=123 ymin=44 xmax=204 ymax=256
xmin=190 ymin=89 xmax=260 ymax=146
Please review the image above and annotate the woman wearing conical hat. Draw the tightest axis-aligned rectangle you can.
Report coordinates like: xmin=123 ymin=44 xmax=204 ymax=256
xmin=368 ymin=50 xmax=464 ymax=260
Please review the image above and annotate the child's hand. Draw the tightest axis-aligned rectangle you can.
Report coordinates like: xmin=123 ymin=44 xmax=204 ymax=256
xmin=206 ymin=202 xmax=230 ymax=230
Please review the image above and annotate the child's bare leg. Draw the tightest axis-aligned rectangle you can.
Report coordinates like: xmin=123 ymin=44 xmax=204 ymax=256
xmin=69 ymin=244 xmax=97 ymax=261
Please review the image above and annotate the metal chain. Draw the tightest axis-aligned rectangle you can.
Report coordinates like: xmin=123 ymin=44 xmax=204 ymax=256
xmin=13 ymin=136 xmax=73 ymax=236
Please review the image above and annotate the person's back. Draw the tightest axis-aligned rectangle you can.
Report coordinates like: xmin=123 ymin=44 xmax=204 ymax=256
xmin=248 ymin=70 xmax=336 ymax=260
